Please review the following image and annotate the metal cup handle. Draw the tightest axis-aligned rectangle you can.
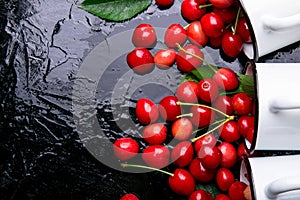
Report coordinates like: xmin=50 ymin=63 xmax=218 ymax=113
xmin=270 ymin=99 xmax=300 ymax=113
xmin=262 ymin=13 xmax=300 ymax=31
xmin=266 ymin=176 xmax=300 ymax=199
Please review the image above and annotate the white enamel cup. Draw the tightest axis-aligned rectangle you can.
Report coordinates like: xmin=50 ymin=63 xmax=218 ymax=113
xmin=238 ymin=0 xmax=300 ymax=60
xmin=246 ymin=63 xmax=300 ymax=152
xmin=240 ymin=155 xmax=300 ymax=200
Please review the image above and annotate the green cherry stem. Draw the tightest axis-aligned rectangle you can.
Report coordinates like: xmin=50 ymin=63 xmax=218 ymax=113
xmin=233 ymin=7 xmax=241 ymax=35
xmin=176 ymin=113 xmax=193 ymax=119
xmin=121 ymin=163 xmax=174 ymax=176
xmin=199 ymin=3 xmax=213 ymax=9
xmin=191 ymin=118 xmax=227 ymax=135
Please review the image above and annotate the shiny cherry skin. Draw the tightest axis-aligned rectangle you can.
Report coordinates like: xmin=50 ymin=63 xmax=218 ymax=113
xmin=246 ymin=127 xmax=254 ymax=144
xmin=181 ymin=0 xmax=207 ymax=21
xmin=200 ymin=13 xmax=224 ymax=38
xmin=237 ymin=142 xmax=250 ymax=158
xmin=188 ymin=189 xmax=211 ymax=200
xmin=218 ymin=121 xmax=240 ymax=143
xmin=120 ymin=193 xmax=139 ymax=200
xmin=198 ymin=146 xmax=222 ymax=169
xmin=213 ymin=95 xmax=234 ymax=116
xmin=228 ymin=181 xmax=247 ymax=200
xmin=113 ymin=137 xmax=139 ymax=161
xmin=171 ymin=141 xmax=194 ymax=167
xmin=238 ymin=116 xmax=254 ymax=137
xmin=158 ymin=95 xmax=181 ymax=122
xmin=135 ymin=98 xmax=159 ymax=125
xmin=127 ymin=48 xmax=154 ymax=75
xmin=171 ymin=118 xmax=194 ymax=140
xmin=169 ymin=168 xmax=196 ymax=196
xmin=215 ymin=194 xmax=230 ymax=200
xmin=164 ymin=24 xmax=187 ymax=48
xmin=190 ymin=106 xmax=215 ymax=128
xmin=221 ymin=31 xmax=243 ymax=58
xmin=216 ymin=167 xmax=235 ymax=192
xmin=213 ymin=6 xmax=238 ymax=24
xmin=218 ymin=142 xmax=237 ymax=168
xmin=142 ymin=145 xmax=170 ymax=168
xmin=236 ymin=17 xmax=252 ymax=43
xmin=155 ymin=0 xmax=174 ymax=7
xmin=154 ymin=48 xmax=176 ymax=69
xmin=132 ymin=24 xmax=156 ymax=48
xmin=142 ymin=123 xmax=167 ymax=145
xmin=194 ymin=133 xmax=217 ymax=154
xmin=197 ymin=78 xmax=219 ymax=103
xmin=176 ymin=81 xmax=199 ymax=103
xmin=209 ymin=0 xmax=234 ymax=9
xmin=232 ymin=93 xmax=252 ymax=116
xmin=209 ymin=36 xmax=222 ymax=48
xmin=213 ymin=68 xmax=239 ymax=91
xmin=189 ymin=157 xmax=216 ymax=183
xmin=187 ymin=21 xmax=208 ymax=47
xmin=176 ymin=44 xmax=204 ymax=72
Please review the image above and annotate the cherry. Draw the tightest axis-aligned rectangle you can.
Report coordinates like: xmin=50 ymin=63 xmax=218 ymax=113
xmin=158 ymin=95 xmax=181 ymax=122
xmin=221 ymin=31 xmax=243 ymax=58
xmin=164 ymin=24 xmax=187 ymax=48
xmin=194 ymin=133 xmax=217 ymax=153
xmin=209 ymin=36 xmax=222 ymax=48
xmin=169 ymin=168 xmax=196 ymax=196
xmin=155 ymin=0 xmax=174 ymax=7
xmin=236 ymin=17 xmax=252 ymax=43
xmin=213 ymin=95 xmax=234 ymax=116
xmin=142 ymin=145 xmax=170 ymax=169
xmin=213 ymin=6 xmax=238 ymax=24
xmin=197 ymin=78 xmax=219 ymax=103
xmin=246 ymin=127 xmax=254 ymax=144
xmin=218 ymin=121 xmax=240 ymax=143
xmin=181 ymin=0 xmax=207 ymax=21
xmin=213 ymin=68 xmax=239 ymax=91
xmin=120 ymin=193 xmax=139 ymax=200
xmin=135 ymin=98 xmax=159 ymax=125
xmin=113 ymin=137 xmax=139 ymax=161
xmin=209 ymin=0 xmax=234 ymax=9
xmin=232 ymin=93 xmax=252 ymax=116
xmin=142 ymin=123 xmax=167 ymax=145
xmin=188 ymin=189 xmax=211 ymax=200
xmin=216 ymin=167 xmax=235 ymax=192
xmin=171 ymin=118 xmax=194 ymax=140
xmin=132 ymin=24 xmax=157 ymax=48
xmin=200 ymin=13 xmax=224 ymax=38
xmin=176 ymin=44 xmax=204 ymax=72
xmin=187 ymin=21 xmax=208 ymax=47
xmin=127 ymin=48 xmax=154 ymax=75
xmin=198 ymin=146 xmax=222 ymax=169
xmin=190 ymin=106 xmax=215 ymax=128
xmin=215 ymin=194 xmax=230 ymax=200
xmin=189 ymin=157 xmax=216 ymax=182
xmin=154 ymin=48 xmax=176 ymax=69
xmin=176 ymin=81 xmax=199 ymax=103
xmin=237 ymin=116 xmax=254 ymax=138
xmin=171 ymin=141 xmax=194 ymax=167
xmin=228 ymin=181 xmax=247 ymax=200
xmin=217 ymin=142 xmax=237 ymax=168
xmin=237 ymin=142 xmax=249 ymax=158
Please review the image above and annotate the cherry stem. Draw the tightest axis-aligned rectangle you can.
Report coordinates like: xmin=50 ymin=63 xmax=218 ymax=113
xmin=191 ymin=118 xmax=226 ymax=135
xmin=176 ymin=113 xmax=193 ymax=119
xmin=183 ymin=24 xmax=190 ymax=30
xmin=121 ymin=163 xmax=174 ymax=177
xmin=199 ymin=3 xmax=213 ymax=9
xmin=233 ymin=7 xmax=241 ymax=35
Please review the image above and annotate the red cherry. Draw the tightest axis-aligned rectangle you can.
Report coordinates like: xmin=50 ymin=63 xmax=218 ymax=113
xmin=216 ymin=167 xmax=235 ymax=192
xmin=154 ymin=48 xmax=176 ymax=69
xmin=142 ymin=145 xmax=170 ymax=169
xmin=171 ymin=141 xmax=194 ymax=167
xmin=158 ymin=95 xmax=181 ymax=122
xmin=194 ymin=133 xmax=217 ymax=153
xmin=209 ymin=36 xmax=222 ymax=48
xmin=187 ymin=21 xmax=208 ymax=47
xmin=164 ymin=24 xmax=187 ymax=48
xmin=155 ymin=0 xmax=174 ymax=7
xmin=237 ymin=142 xmax=250 ymax=158
xmin=228 ymin=181 xmax=247 ymax=200
xmin=169 ymin=168 xmax=195 ymax=196
xmin=120 ymin=193 xmax=139 ymax=200
xmin=200 ymin=13 xmax=224 ymax=38
xmin=213 ymin=95 xmax=234 ymax=116
xmin=135 ymin=98 xmax=159 ymax=125
xmin=142 ymin=123 xmax=167 ymax=145
xmin=127 ymin=48 xmax=154 ymax=75
xmin=236 ymin=17 xmax=252 ymax=43
xmin=113 ymin=137 xmax=139 ymax=161
xmin=176 ymin=44 xmax=204 ymax=72
xmin=197 ymin=78 xmax=219 ymax=103
xmin=232 ymin=93 xmax=252 ymax=116
xmin=246 ymin=127 xmax=254 ymax=144
xmin=209 ymin=0 xmax=234 ymax=9
xmin=215 ymin=194 xmax=230 ymax=200
xmin=189 ymin=157 xmax=216 ymax=182
xmin=218 ymin=121 xmax=240 ymax=143
xmin=181 ymin=0 xmax=207 ymax=21
xmin=237 ymin=116 xmax=254 ymax=137
xmin=217 ymin=142 xmax=237 ymax=168
xmin=190 ymin=106 xmax=215 ymax=128
xmin=188 ymin=189 xmax=211 ymax=200
xmin=176 ymin=81 xmax=199 ymax=103
xmin=213 ymin=68 xmax=239 ymax=91
xmin=198 ymin=146 xmax=222 ymax=169
xmin=221 ymin=31 xmax=243 ymax=58
xmin=132 ymin=24 xmax=156 ymax=48
xmin=171 ymin=118 xmax=194 ymax=140
xmin=213 ymin=6 xmax=238 ymax=24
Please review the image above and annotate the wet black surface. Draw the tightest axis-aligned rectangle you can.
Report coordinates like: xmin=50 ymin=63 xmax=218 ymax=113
xmin=0 ymin=0 xmax=300 ymax=200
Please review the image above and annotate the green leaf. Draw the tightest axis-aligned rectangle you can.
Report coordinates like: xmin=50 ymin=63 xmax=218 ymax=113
xmin=238 ymin=74 xmax=255 ymax=98
xmin=78 ymin=0 xmax=152 ymax=22
xmin=196 ymin=182 xmax=221 ymax=199
xmin=181 ymin=65 xmax=218 ymax=83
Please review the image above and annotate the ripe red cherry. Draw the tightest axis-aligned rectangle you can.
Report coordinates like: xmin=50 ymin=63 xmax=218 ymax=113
xmin=221 ymin=31 xmax=243 ymax=58
xmin=216 ymin=167 xmax=235 ymax=192
xmin=197 ymin=78 xmax=219 ymax=103
xmin=113 ymin=137 xmax=139 ymax=161
xmin=188 ymin=189 xmax=211 ymax=200
xmin=181 ymin=0 xmax=207 ymax=21
xmin=169 ymin=168 xmax=196 ymax=196
xmin=189 ymin=157 xmax=216 ymax=182
xmin=217 ymin=142 xmax=237 ymax=168
xmin=194 ymin=133 xmax=217 ymax=153
xmin=142 ymin=123 xmax=167 ymax=144
xmin=176 ymin=81 xmax=199 ymax=103
xmin=209 ymin=36 xmax=222 ymax=48
xmin=135 ymin=98 xmax=159 ymax=125
xmin=209 ymin=0 xmax=234 ymax=9
xmin=120 ymin=193 xmax=139 ymax=200
xmin=142 ymin=145 xmax=170 ymax=169
xmin=228 ymin=181 xmax=247 ymax=200
xmin=187 ymin=21 xmax=208 ymax=47
xmin=154 ymin=48 xmax=176 ymax=69
xmin=171 ymin=118 xmax=194 ymax=140
xmin=200 ymin=13 xmax=224 ymax=38
xmin=213 ymin=95 xmax=234 ymax=116
xmin=218 ymin=121 xmax=240 ymax=142
xmin=215 ymin=194 xmax=230 ymax=200
xmin=158 ymin=95 xmax=181 ymax=122
xmin=237 ymin=142 xmax=250 ymax=158
xmin=171 ymin=141 xmax=194 ymax=167
xmin=246 ymin=127 xmax=254 ymax=144
xmin=236 ymin=17 xmax=252 ymax=43
xmin=164 ymin=24 xmax=187 ymax=48
xmin=190 ymin=106 xmax=215 ymax=128
xmin=155 ymin=0 xmax=174 ymax=7
xmin=127 ymin=48 xmax=154 ymax=75
xmin=176 ymin=44 xmax=204 ymax=72
xmin=237 ymin=116 xmax=254 ymax=137
xmin=198 ymin=146 xmax=222 ymax=169
xmin=213 ymin=6 xmax=238 ymax=24
xmin=232 ymin=93 xmax=252 ymax=116
xmin=213 ymin=68 xmax=239 ymax=91
xmin=132 ymin=24 xmax=156 ymax=48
